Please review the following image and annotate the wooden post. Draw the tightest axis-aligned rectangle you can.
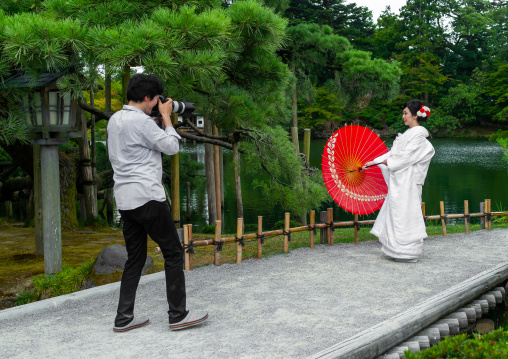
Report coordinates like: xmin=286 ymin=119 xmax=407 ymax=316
xmin=213 ymin=125 xmax=221 ymax=221
xmin=480 ymin=202 xmax=485 ymax=229
xmin=170 ymin=113 xmax=180 ymax=227
xmin=284 ymin=212 xmax=290 ymax=253
xmin=183 ymin=224 xmax=190 ymax=271
xmin=204 ymin=117 xmax=216 ymax=224
xmin=421 ymin=202 xmax=426 ymax=226
xmin=236 ymin=218 xmax=243 ymax=264
xmin=310 ymin=210 xmax=315 ymax=249
xmin=5 ymin=201 xmax=12 ymax=217
xmin=327 ymin=207 xmax=333 ymax=245
xmin=257 ymin=216 xmax=263 ymax=259
xmin=486 ymin=199 xmax=491 ymax=230
xmin=291 ymin=127 xmax=299 ymax=154
xmin=188 ymin=224 xmax=193 ymax=270
xmin=320 ymin=211 xmax=327 ymax=244
xmin=440 ymin=201 xmax=447 ymax=237
xmin=186 ymin=182 xmax=191 ymax=220
xmin=41 ymin=145 xmax=62 ymax=274
xmin=354 ymin=214 xmax=359 ymax=244
xmin=214 ymin=220 xmax=221 ymax=266
xmin=464 ymin=200 xmax=470 ymax=234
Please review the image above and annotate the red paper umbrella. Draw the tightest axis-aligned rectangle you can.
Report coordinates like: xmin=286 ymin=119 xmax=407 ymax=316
xmin=322 ymin=125 xmax=389 ymax=214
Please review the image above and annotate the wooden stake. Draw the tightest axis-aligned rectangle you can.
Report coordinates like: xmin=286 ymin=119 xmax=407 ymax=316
xmin=183 ymin=224 xmax=190 ymax=271
xmin=354 ymin=214 xmax=359 ymax=244
xmin=213 ymin=125 xmax=221 ymax=221
xmin=464 ymin=200 xmax=470 ymax=234
xmin=440 ymin=201 xmax=447 ymax=237
xmin=284 ymin=212 xmax=290 ymax=253
xmin=480 ymin=202 xmax=485 ymax=229
xmin=320 ymin=211 xmax=327 ymax=245
xmin=188 ymin=224 xmax=193 ymax=270
xmin=236 ymin=218 xmax=243 ymax=264
xmin=257 ymin=216 xmax=263 ymax=259
xmin=327 ymin=208 xmax=333 ymax=245
xmin=310 ymin=210 xmax=315 ymax=249
xmin=486 ymin=199 xmax=491 ymax=230
xmin=214 ymin=220 xmax=221 ymax=266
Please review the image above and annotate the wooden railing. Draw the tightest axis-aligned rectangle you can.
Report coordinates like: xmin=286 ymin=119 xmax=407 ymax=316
xmin=181 ymin=199 xmax=508 ymax=271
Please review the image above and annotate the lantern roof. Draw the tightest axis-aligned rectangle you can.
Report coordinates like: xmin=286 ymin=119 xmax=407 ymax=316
xmin=0 ymin=69 xmax=69 ymax=90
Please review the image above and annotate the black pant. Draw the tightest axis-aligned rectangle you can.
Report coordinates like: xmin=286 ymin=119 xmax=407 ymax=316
xmin=115 ymin=200 xmax=186 ymax=326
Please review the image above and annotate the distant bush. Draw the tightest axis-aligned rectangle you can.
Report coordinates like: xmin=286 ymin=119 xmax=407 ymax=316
xmin=244 ymin=224 xmax=258 ymax=233
xmin=201 ymin=225 xmax=216 ymax=234
xmin=271 ymin=219 xmax=302 ymax=230
xmin=405 ymin=328 xmax=508 ymax=358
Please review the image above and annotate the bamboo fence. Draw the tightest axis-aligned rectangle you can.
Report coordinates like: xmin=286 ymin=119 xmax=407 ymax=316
xmin=181 ymin=199 xmax=508 ymax=271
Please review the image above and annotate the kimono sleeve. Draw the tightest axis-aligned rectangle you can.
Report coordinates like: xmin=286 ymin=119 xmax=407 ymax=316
xmin=386 ymin=134 xmax=429 ymax=172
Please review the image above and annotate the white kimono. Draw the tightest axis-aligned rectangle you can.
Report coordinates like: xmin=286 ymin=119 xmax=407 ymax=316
xmin=370 ymin=126 xmax=435 ymax=259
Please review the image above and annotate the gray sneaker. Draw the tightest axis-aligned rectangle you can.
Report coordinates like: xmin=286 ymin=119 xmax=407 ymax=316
xmin=113 ymin=316 xmax=150 ymax=332
xmin=169 ymin=311 xmax=208 ymax=331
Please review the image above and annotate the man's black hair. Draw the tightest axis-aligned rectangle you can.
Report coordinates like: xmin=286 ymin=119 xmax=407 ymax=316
xmin=126 ymin=73 xmax=164 ymax=103
xmin=405 ymin=99 xmax=428 ymax=122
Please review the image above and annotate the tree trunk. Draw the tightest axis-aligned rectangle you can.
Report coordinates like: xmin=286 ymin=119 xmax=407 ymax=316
xmin=59 ymin=152 xmax=78 ymax=231
xmin=233 ymin=142 xmax=244 ymax=221
xmin=122 ymin=65 xmax=130 ymax=105
xmin=213 ymin=125 xmax=221 ymax=221
xmin=105 ymin=68 xmax=112 ymax=112
xmin=170 ymin=113 xmax=180 ymax=227
xmin=204 ymin=118 xmax=216 ymax=225
xmin=90 ymin=87 xmax=98 ymax=220
xmin=78 ymin=104 xmax=98 ymax=220
xmin=290 ymin=58 xmax=299 ymax=154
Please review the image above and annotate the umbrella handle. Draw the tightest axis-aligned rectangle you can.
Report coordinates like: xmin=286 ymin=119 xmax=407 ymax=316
xmin=351 ymin=162 xmax=383 ymax=173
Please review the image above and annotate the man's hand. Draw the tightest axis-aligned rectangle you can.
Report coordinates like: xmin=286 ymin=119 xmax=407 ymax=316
xmin=158 ymin=97 xmax=173 ymax=128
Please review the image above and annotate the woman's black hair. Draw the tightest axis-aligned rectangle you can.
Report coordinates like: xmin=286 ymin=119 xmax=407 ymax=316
xmin=405 ymin=99 xmax=428 ymax=122
xmin=126 ymin=73 xmax=164 ymax=103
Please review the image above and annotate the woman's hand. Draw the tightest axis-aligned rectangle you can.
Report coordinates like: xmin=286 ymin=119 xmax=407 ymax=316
xmin=361 ymin=161 xmax=375 ymax=171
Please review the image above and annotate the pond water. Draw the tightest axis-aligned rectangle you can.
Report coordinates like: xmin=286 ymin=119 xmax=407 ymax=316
xmin=177 ymin=137 xmax=508 ymax=233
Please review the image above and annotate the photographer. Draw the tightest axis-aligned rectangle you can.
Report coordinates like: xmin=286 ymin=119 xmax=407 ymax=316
xmin=108 ymin=73 xmax=208 ymax=332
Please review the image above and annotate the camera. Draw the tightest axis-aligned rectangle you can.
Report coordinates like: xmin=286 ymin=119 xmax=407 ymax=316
xmin=150 ymin=95 xmax=195 ymax=118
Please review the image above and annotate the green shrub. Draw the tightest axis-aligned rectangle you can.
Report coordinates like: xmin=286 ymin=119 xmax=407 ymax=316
xmin=271 ymin=219 xmax=302 ymax=230
xmin=201 ymin=225 xmax=216 ymax=234
xmin=244 ymin=224 xmax=259 ymax=233
xmin=405 ymin=328 xmax=508 ymax=358
xmin=15 ymin=260 xmax=94 ymax=306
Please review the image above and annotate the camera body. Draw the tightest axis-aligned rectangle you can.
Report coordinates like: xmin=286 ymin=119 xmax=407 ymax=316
xmin=150 ymin=95 xmax=195 ymax=119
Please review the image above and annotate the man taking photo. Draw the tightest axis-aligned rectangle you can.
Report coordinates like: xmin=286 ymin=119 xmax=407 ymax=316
xmin=108 ymin=73 xmax=208 ymax=332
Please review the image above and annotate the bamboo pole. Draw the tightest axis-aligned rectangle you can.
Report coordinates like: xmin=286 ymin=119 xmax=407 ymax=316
xmin=327 ymin=208 xmax=333 ymax=245
xmin=310 ymin=210 xmax=315 ymax=249
xmin=354 ymin=214 xmax=359 ymax=244
xmin=464 ymin=200 xmax=470 ymax=234
xmin=213 ymin=125 xmax=221 ymax=221
xmin=188 ymin=224 xmax=193 ymax=270
xmin=236 ymin=218 xmax=243 ymax=264
xmin=183 ymin=224 xmax=190 ymax=271
xmin=284 ymin=212 xmax=290 ymax=253
xmin=486 ymin=199 xmax=491 ymax=230
xmin=214 ymin=220 xmax=221 ymax=266
xmin=440 ymin=201 xmax=447 ymax=237
xmin=257 ymin=216 xmax=263 ymax=260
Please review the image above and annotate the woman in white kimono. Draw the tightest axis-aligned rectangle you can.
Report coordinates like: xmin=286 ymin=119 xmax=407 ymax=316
xmin=362 ymin=99 xmax=435 ymax=262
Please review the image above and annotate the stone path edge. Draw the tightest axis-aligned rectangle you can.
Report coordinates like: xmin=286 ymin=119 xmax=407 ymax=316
xmin=0 ymin=271 xmax=165 ymax=322
xmin=308 ymin=261 xmax=508 ymax=359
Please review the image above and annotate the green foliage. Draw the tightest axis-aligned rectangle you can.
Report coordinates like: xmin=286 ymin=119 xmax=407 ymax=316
xmin=0 ymin=114 xmax=29 ymax=146
xmin=15 ymin=260 xmax=94 ymax=305
xmin=271 ymin=219 xmax=301 ymax=230
xmin=201 ymin=224 xmax=216 ymax=234
xmin=298 ymin=87 xmax=345 ymax=130
xmin=405 ymin=328 xmax=508 ymax=359
xmin=497 ymin=136 xmax=508 ymax=165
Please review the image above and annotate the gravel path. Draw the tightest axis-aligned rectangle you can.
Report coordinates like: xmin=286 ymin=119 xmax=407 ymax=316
xmin=1 ymin=229 xmax=508 ymax=359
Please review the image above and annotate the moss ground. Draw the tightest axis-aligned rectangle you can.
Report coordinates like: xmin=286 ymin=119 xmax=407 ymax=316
xmin=0 ymin=219 xmax=507 ymax=309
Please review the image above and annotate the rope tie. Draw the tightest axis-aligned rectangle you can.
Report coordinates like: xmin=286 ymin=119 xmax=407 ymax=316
xmin=214 ymin=240 xmax=224 ymax=252
xmin=329 ymin=221 xmax=335 ymax=232
xmin=183 ymin=241 xmax=194 ymax=254
xmin=235 ymin=236 xmax=245 ymax=247
xmin=485 ymin=213 xmax=492 ymax=222
xmin=257 ymin=233 xmax=265 ymax=244
xmin=424 ymin=216 xmax=428 ymax=226
xmin=354 ymin=222 xmax=361 ymax=231
xmin=464 ymin=214 xmax=470 ymax=224
xmin=283 ymin=229 xmax=291 ymax=242
xmin=308 ymin=225 xmax=317 ymax=235
xmin=440 ymin=215 xmax=448 ymax=225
